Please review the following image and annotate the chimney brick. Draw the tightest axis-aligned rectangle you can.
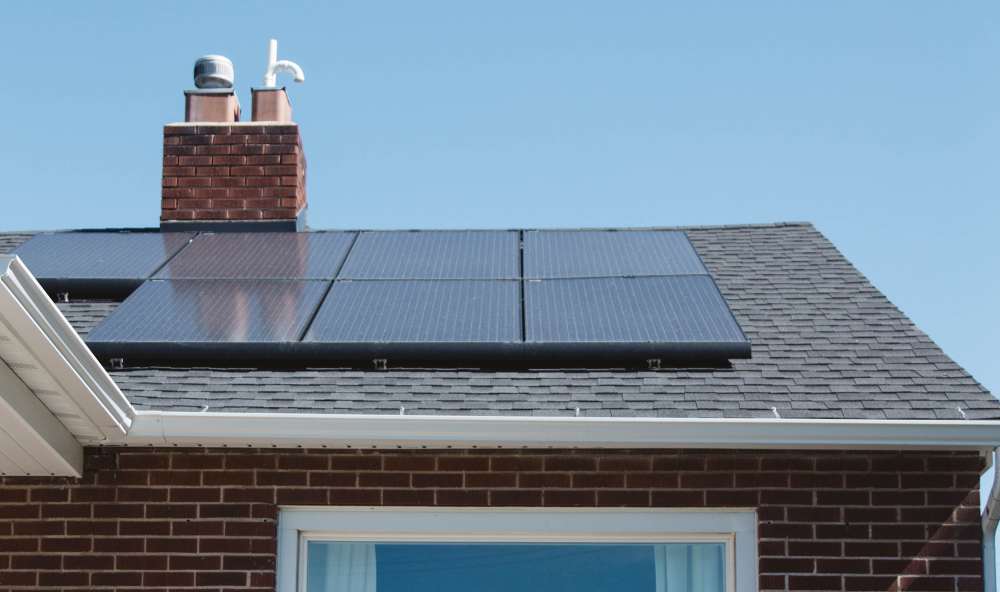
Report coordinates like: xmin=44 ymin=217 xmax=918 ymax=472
xmin=160 ymin=123 xmax=306 ymax=227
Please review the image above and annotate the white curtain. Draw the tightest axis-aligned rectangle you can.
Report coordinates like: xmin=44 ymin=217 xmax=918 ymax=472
xmin=307 ymin=543 xmax=377 ymax=592
xmin=654 ymin=544 xmax=725 ymax=592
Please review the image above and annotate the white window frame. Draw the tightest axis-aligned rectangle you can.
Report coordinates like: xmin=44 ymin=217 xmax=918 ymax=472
xmin=277 ymin=507 xmax=757 ymax=592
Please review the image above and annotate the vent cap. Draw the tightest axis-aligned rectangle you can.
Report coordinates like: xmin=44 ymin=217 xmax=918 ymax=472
xmin=193 ymin=55 xmax=234 ymax=89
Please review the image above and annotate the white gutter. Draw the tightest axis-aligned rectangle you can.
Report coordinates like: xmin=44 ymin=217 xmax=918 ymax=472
xmin=116 ymin=411 xmax=1000 ymax=451
xmin=984 ymin=448 xmax=1000 ymax=592
xmin=0 ymin=255 xmax=135 ymax=476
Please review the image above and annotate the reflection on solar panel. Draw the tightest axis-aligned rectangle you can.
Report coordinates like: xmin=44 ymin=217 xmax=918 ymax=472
xmin=338 ymin=231 xmax=520 ymax=279
xmin=523 ymin=230 xmax=707 ymax=278
xmin=155 ymin=232 xmax=356 ymax=279
xmin=524 ymin=276 xmax=748 ymax=357
xmin=85 ymin=280 xmax=328 ymax=345
xmin=10 ymin=232 xmax=193 ymax=294
xmin=79 ymin=228 xmax=751 ymax=365
xmin=306 ymin=280 xmax=521 ymax=343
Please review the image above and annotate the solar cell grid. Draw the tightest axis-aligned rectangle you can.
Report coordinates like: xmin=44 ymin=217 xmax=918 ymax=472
xmin=10 ymin=232 xmax=193 ymax=280
xmin=337 ymin=231 xmax=520 ymax=279
xmin=306 ymin=280 xmax=521 ymax=343
xmin=154 ymin=232 xmax=356 ymax=280
xmin=523 ymin=230 xmax=707 ymax=279
xmin=86 ymin=279 xmax=328 ymax=343
xmin=524 ymin=276 xmax=747 ymax=344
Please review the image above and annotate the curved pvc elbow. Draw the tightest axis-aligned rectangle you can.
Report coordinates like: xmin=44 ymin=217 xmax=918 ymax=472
xmin=261 ymin=39 xmax=305 ymax=87
xmin=274 ymin=60 xmax=305 ymax=83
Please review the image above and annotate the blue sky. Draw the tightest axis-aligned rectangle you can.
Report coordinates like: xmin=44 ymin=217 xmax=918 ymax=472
xmin=2 ymin=0 xmax=998 ymax=528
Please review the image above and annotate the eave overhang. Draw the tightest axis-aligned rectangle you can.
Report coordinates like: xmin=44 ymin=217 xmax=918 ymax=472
xmin=0 ymin=255 xmax=134 ymax=476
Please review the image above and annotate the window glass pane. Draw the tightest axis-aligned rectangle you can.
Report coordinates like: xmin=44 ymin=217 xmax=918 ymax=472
xmin=306 ymin=542 xmax=725 ymax=592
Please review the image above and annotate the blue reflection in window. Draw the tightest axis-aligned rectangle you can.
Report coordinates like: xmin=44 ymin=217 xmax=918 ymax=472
xmin=307 ymin=542 xmax=724 ymax=592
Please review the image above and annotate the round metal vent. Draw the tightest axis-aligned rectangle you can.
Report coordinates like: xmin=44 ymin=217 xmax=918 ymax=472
xmin=193 ymin=55 xmax=234 ymax=89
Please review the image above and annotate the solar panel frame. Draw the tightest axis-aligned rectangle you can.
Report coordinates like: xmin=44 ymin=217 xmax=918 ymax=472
xmin=523 ymin=230 xmax=708 ymax=279
xmin=522 ymin=276 xmax=749 ymax=360
xmin=10 ymin=232 xmax=194 ymax=296
xmin=85 ymin=279 xmax=330 ymax=360
xmin=154 ymin=231 xmax=357 ymax=280
xmin=304 ymin=280 xmax=522 ymax=351
xmin=337 ymin=231 xmax=521 ymax=279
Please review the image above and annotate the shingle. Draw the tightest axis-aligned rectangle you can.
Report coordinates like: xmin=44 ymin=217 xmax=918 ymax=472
xmin=4 ymin=222 xmax=996 ymax=420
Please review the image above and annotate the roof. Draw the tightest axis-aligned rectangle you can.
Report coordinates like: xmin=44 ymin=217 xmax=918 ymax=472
xmin=3 ymin=222 xmax=997 ymax=421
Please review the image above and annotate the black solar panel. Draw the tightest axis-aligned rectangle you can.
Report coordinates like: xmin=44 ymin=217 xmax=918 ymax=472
xmin=523 ymin=230 xmax=707 ymax=278
xmin=525 ymin=276 xmax=747 ymax=346
xmin=86 ymin=279 xmax=328 ymax=344
xmin=338 ymin=231 xmax=520 ymax=279
xmin=306 ymin=280 xmax=521 ymax=343
xmin=10 ymin=232 xmax=193 ymax=294
xmin=155 ymin=232 xmax=356 ymax=280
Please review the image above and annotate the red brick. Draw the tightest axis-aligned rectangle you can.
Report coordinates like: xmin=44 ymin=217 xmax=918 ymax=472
xmin=197 ymin=571 xmax=249 ymax=586
xmin=263 ymin=186 xmax=299 ymax=197
xmin=328 ymin=488 xmax=381 ymax=505
xmin=760 ymin=557 xmax=815 ymax=573
xmin=170 ymin=555 xmax=221 ymax=570
xmin=248 ymin=155 xmax=282 ymax=165
xmin=40 ymin=571 xmax=90 ymax=587
xmin=194 ymin=187 xmax=230 ymax=199
xmin=490 ymin=489 xmax=543 ymax=506
xmin=544 ymin=490 xmax=596 ymax=506
xmin=247 ymin=176 xmax=282 ymax=187
xmin=466 ymin=473 xmax=516 ymax=488
xmin=193 ymin=209 xmax=228 ymax=220
xmin=358 ymin=472 xmax=409 ymax=487
xmin=231 ymin=187 xmax=266 ymax=198
xmin=788 ymin=575 xmax=842 ymax=590
xmin=276 ymin=488 xmax=328 ymax=504
xmin=598 ymin=490 xmax=650 ymax=506
xmin=212 ymin=176 xmax=246 ymax=187
xmin=383 ymin=489 xmax=435 ymax=505
xmin=162 ymin=188 xmax=196 ymax=199
xmin=144 ymin=571 xmax=196 ymax=587
xmin=413 ymin=473 xmax=463 ymax=488
xmin=177 ymin=176 xmax=213 ymax=187
xmin=170 ymin=487 xmax=222 ymax=503
xmin=436 ymin=489 xmax=489 ymax=506
xmin=845 ymin=576 xmax=900 ymax=591
xmin=213 ymin=155 xmax=247 ymax=166
xmin=92 ymin=571 xmax=143 ymax=586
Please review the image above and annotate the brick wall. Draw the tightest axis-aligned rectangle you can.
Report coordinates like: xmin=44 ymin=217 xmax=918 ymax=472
xmin=161 ymin=124 xmax=306 ymax=223
xmin=0 ymin=449 xmax=983 ymax=592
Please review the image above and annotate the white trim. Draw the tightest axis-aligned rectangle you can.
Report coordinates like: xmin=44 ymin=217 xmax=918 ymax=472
xmin=0 ymin=359 xmax=82 ymax=476
xmin=116 ymin=410 xmax=1000 ymax=451
xmin=277 ymin=507 xmax=757 ymax=592
xmin=0 ymin=255 xmax=134 ymax=475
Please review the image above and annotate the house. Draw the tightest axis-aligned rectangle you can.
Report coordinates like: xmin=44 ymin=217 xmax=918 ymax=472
xmin=1 ymin=50 xmax=999 ymax=592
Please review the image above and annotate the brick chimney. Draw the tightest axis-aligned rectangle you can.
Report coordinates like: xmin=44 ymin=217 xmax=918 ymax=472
xmin=160 ymin=121 xmax=306 ymax=232
xmin=161 ymin=63 xmax=307 ymax=231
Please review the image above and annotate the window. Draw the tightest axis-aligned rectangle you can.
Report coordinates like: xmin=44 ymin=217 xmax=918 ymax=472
xmin=277 ymin=508 xmax=757 ymax=592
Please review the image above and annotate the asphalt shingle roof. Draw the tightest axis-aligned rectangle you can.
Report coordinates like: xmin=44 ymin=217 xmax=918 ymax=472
xmin=3 ymin=223 xmax=996 ymax=420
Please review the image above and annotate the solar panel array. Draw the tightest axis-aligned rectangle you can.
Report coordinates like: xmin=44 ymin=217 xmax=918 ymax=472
xmin=13 ymin=229 xmax=749 ymax=365
xmin=10 ymin=232 xmax=193 ymax=294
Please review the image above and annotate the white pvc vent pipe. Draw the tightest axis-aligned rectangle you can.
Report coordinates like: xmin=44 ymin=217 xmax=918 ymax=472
xmin=262 ymin=39 xmax=304 ymax=87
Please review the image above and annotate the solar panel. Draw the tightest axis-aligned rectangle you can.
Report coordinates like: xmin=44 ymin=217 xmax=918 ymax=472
xmin=155 ymin=232 xmax=356 ymax=280
xmin=10 ymin=232 xmax=193 ymax=294
xmin=523 ymin=230 xmax=707 ymax=279
xmin=338 ymin=231 xmax=520 ymax=279
xmin=524 ymin=276 xmax=747 ymax=351
xmin=306 ymin=280 xmax=521 ymax=343
xmin=85 ymin=279 xmax=328 ymax=345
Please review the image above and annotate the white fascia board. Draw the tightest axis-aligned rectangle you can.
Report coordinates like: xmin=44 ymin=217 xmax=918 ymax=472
xmin=0 ymin=255 xmax=134 ymax=445
xmin=118 ymin=410 xmax=1000 ymax=451
xmin=0 ymin=358 xmax=82 ymax=476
